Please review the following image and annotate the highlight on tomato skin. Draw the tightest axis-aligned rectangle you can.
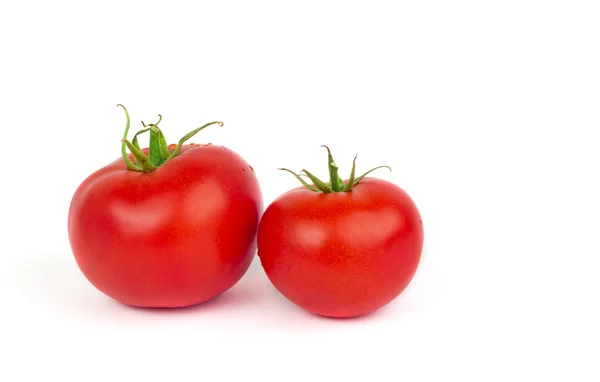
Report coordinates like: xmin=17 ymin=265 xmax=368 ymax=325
xmin=257 ymin=146 xmax=424 ymax=318
xmin=67 ymin=105 xmax=263 ymax=308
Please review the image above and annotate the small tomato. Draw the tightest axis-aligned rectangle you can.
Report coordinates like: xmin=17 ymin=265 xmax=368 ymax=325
xmin=257 ymin=146 xmax=423 ymax=318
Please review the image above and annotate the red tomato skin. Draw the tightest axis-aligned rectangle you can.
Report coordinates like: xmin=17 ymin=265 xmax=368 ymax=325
xmin=68 ymin=144 xmax=262 ymax=308
xmin=257 ymin=178 xmax=423 ymax=318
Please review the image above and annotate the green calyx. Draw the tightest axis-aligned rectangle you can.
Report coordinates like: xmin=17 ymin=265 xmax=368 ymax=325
xmin=117 ymin=104 xmax=223 ymax=172
xmin=279 ymin=146 xmax=392 ymax=193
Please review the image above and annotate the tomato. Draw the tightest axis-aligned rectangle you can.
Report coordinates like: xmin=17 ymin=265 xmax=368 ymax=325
xmin=257 ymin=147 xmax=423 ymax=318
xmin=68 ymin=106 xmax=262 ymax=308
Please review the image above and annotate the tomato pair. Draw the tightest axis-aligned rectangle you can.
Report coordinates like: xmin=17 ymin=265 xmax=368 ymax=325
xmin=68 ymin=106 xmax=423 ymax=318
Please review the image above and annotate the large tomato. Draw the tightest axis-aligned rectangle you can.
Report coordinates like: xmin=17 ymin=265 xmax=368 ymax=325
xmin=257 ymin=147 xmax=423 ymax=318
xmin=68 ymin=105 xmax=262 ymax=308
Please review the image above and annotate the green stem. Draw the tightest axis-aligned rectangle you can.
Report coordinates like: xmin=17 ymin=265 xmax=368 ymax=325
xmin=117 ymin=104 xmax=142 ymax=171
xmin=133 ymin=125 xmax=169 ymax=166
xmin=341 ymin=155 xmax=358 ymax=192
xmin=131 ymin=127 xmax=152 ymax=150
xmin=301 ymin=169 xmax=332 ymax=193
xmin=321 ymin=145 xmax=344 ymax=192
xmin=122 ymin=139 xmax=157 ymax=172
xmin=279 ymin=146 xmax=392 ymax=193
xmin=148 ymin=127 xmax=165 ymax=166
xmin=157 ymin=127 xmax=169 ymax=159
xmin=116 ymin=105 xmax=223 ymax=173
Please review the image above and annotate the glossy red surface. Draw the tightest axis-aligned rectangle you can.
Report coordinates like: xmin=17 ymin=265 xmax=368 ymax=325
xmin=257 ymin=178 xmax=423 ymax=318
xmin=68 ymin=144 xmax=263 ymax=307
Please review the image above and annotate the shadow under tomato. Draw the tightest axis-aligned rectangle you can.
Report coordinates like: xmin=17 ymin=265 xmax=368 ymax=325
xmin=119 ymin=278 xmax=266 ymax=316
xmin=11 ymin=252 xmax=118 ymax=320
xmin=14 ymin=252 xmax=269 ymax=322
xmin=17 ymin=252 xmax=416 ymax=329
xmin=283 ymin=300 xmax=394 ymax=324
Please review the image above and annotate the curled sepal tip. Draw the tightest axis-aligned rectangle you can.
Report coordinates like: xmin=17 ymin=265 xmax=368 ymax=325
xmin=353 ymin=165 xmax=392 ymax=185
xmin=142 ymin=114 xmax=163 ymax=128
xmin=164 ymin=121 xmax=224 ymax=162
xmin=117 ymin=104 xmax=141 ymax=171
xmin=278 ymin=168 xmax=320 ymax=192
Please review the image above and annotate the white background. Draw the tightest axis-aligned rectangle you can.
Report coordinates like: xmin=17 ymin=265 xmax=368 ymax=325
xmin=1 ymin=1 xmax=599 ymax=381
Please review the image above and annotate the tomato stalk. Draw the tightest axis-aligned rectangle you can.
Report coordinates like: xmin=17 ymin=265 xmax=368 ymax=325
xmin=279 ymin=146 xmax=392 ymax=193
xmin=117 ymin=104 xmax=223 ymax=172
